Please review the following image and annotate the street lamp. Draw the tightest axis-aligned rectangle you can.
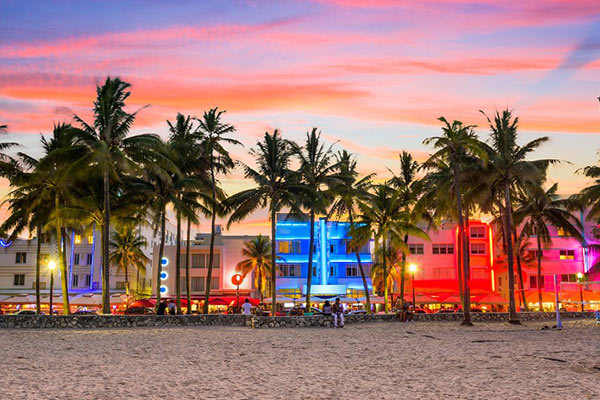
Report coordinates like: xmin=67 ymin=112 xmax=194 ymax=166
xmin=577 ymin=272 xmax=584 ymax=312
xmin=409 ymin=263 xmax=417 ymax=307
xmin=48 ymin=260 xmax=56 ymax=315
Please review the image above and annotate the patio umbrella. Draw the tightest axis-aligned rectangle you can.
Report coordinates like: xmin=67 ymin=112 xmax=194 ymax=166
xmin=71 ymin=294 xmax=103 ymax=306
xmin=1 ymin=294 xmax=37 ymax=304
xmin=129 ymin=299 xmax=155 ymax=308
xmin=109 ymin=294 xmax=128 ymax=304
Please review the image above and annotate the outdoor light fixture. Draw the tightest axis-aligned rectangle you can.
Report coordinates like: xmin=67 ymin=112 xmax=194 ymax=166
xmin=160 ymin=285 xmax=168 ymax=294
xmin=161 ymin=257 xmax=169 ymax=266
xmin=160 ymin=271 xmax=168 ymax=280
xmin=48 ymin=260 xmax=56 ymax=315
xmin=577 ymin=272 xmax=583 ymax=280
xmin=408 ymin=264 xmax=417 ymax=273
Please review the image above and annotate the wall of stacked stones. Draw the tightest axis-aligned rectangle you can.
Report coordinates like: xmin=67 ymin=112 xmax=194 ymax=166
xmin=0 ymin=311 xmax=594 ymax=329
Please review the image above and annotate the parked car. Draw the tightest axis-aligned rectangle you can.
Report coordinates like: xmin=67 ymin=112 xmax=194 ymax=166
xmin=73 ymin=310 xmax=97 ymax=315
xmin=13 ymin=310 xmax=36 ymax=315
xmin=123 ymin=307 xmax=155 ymax=315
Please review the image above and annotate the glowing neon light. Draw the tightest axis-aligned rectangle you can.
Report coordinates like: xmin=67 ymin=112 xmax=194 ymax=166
xmin=161 ymin=257 xmax=169 ymax=266
xmin=320 ymin=218 xmax=327 ymax=285
xmin=0 ymin=239 xmax=12 ymax=247
xmin=69 ymin=230 xmax=75 ymax=289
xmin=160 ymin=285 xmax=168 ymax=294
xmin=488 ymin=226 xmax=494 ymax=267
xmin=491 ymin=269 xmax=495 ymax=291
xmin=160 ymin=271 xmax=168 ymax=280
xmin=89 ymin=225 xmax=96 ymax=290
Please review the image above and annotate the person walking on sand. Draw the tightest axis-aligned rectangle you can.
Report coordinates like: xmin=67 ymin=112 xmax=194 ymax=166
xmin=241 ymin=298 xmax=252 ymax=315
xmin=157 ymin=300 xmax=167 ymax=315
xmin=167 ymin=299 xmax=176 ymax=315
xmin=332 ymin=298 xmax=344 ymax=328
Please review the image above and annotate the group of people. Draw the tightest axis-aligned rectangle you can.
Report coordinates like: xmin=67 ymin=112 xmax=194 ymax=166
xmin=322 ymin=298 xmax=345 ymax=328
xmin=157 ymin=299 xmax=178 ymax=315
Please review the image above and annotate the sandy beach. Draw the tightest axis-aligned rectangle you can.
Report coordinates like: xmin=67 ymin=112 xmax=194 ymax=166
xmin=2 ymin=320 xmax=599 ymax=400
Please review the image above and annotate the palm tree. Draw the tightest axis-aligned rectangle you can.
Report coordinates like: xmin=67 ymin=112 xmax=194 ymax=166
xmin=371 ymin=245 xmax=402 ymax=300
xmin=389 ymin=151 xmax=427 ymax=308
xmin=350 ymin=184 xmax=429 ymax=313
xmin=0 ymin=123 xmax=17 ymax=170
xmin=196 ymin=108 xmax=240 ymax=314
xmin=168 ymin=113 xmax=211 ymax=313
xmin=481 ymin=109 xmax=555 ymax=323
xmin=73 ymin=77 xmax=162 ymax=314
xmin=109 ymin=223 xmax=150 ymax=298
xmin=514 ymin=183 xmax=583 ymax=310
xmin=235 ymin=235 xmax=276 ymax=304
xmin=225 ymin=130 xmax=306 ymax=316
xmin=423 ymin=117 xmax=486 ymax=325
xmin=292 ymin=128 xmax=340 ymax=311
xmin=328 ymin=150 xmax=373 ymax=312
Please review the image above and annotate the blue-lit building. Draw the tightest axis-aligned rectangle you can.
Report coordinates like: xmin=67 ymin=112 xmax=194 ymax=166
xmin=275 ymin=213 xmax=372 ymax=297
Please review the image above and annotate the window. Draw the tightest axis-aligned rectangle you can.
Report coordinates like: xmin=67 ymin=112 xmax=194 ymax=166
xmin=209 ymin=277 xmax=219 ymax=289
xmin=191 ymin=254 xmax=220 ymax=268
xmin=433 ymin=268 xmax=455 ymax=279
xmin=312 ymin=266 xmax=317 ymax=277
xmin=13 ymin=274 xmax=25 ymax=286
xmin=86 ymin=253 xmax=93 ymax=265
xmin=556 ymin=227 xmax=567 ymax=237
xmin=85 ymin=274 xmax=91 ymax=286
xmin=529 ymin=250 xmax=543 ymax=259
xmin=470 ymin=226 xmax=485 ymax=238
xmin=15 ymin=252 xmax=27 ymax=264
xmin=73 ymin=253 xmax=80 ymax=265
xmin=560 ymin=250 xmax=575 ymax=260
xmin=33 ymin=281 xmax=46 ymax=289
xmin=74 ymin=234 xmax=82 ymax=244
xmin=330 ymin=244 xmax=335 ymax=253
xmin=345 ymin=240 xmax=369 ymax=254
xmin=471 ymin=268 xmax=488 ymax=280
xmin=279 ymin=264 xmax=300 ymax=277
xmin=40 ymin=232 xmax=51 ymax=243
xmin=40 ymin=253 xmax=49 ymax=265
xmin=530 ymin=276 xmax=545 ymax=289
xmin=116 ymin=281 xmax=127 ymax=290
xmin=432 ymin=244 xmax=454 ymax=255
xmin=346 ymin=263 xmax=359 ymax=277
xmin=561 ymin=274 xmax=578 ymax=283
xmin=409 ymin=244 xmax=424 ymax=255
xmin=498 ymin=276 xmax=503 ymax=286
xmin=73 ymin=275 xmax=79 ymax=287
xmin=330 ymin=265 xmax=335 ymax=277
xmin=191 ymin=277 xmax=204 ymax=291
xmin=278 ymin=240 xmax=301 ymax=254
xmin=471 ymin=243 xmax=486 ymax=255
xmin=87 ymin=235 xmax=94 ymax=244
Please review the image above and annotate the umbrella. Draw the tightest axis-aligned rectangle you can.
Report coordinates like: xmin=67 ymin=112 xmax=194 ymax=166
xmin=129 ymin=299 xmax=156 ymax=308
xmin=109 ymin=294 xmax=128 ymax=304
xmin=1 ymin=294 xmax=37 ymax=304
xmin=71 ymin=294 xmax=103 ymax=306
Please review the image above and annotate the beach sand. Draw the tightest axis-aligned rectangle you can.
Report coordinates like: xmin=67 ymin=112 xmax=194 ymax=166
xmin=2 ymin=320 xmax=599 ymax=399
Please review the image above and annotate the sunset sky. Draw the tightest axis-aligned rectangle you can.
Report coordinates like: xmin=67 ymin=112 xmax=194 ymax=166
xmin=1 ymin=0 xmax=599 ymax=234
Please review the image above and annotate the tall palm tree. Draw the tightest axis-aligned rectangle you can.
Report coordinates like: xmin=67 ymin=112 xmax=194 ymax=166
xmin=514 ymin=183 xmax=583 ymax=311
xmin=350 ymin=184 xmax=429 ymax=314
xmin=73 ymin=77 xmax=161 ymax=314
xmin=389 ymin=151 xmax=428 ymax=308
xmin=235 ymin=235 xmax=276 ymax=304
xmin=423 ymin=117 xmax=486 ymax=325
xmin=225 ymin=130 xmax=306 ymax=316
xmin=196 ymin=108 xmax=240 ymax=314
xmin=328 ymin=150 xmax=374 ymax=313
xmin=168 ymin=113 xmax=211 ymax=313
xmin=109 ymin=223 xmax=150 ymax=298
xmin=292 ymin=128 xmax=340 ymax=311
xmin=481 ymin=109 xmax=555 ymax=323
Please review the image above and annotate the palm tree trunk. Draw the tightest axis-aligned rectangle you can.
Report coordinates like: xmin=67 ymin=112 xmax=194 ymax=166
xmin=305 ymin=209 xmax=315 ymax=314
xmin=175 ymin=208 xmax=182 ymax=314
xmin=155 ymin=210 xmax=166 ymax=312
xmin=59 ymin=227 xmax=70 ymax=315
xmin=512 ymin=229 xmax=528 ymax=311
xmin=463 ymin=207 xmax=472 ymax=325
xmin=124 ymin=262 xmax=129 ymax=298
xmin=452 ymin=166 xmax=471 ymax=325
xmin=457 ymin=229 xmax=464 ymax=304
xmin=102 ymin=168 xmax=110 ymax=314
xmin=349 ymin=211 xmax=371 ymax=314
xmin=382 ymin=236 xmax=389 ymax=314
xmin=256 ymin=261 xmax=262 ymax=303
xmin=185 ymin=219 xmax=192 ymax=314
xmin=536 ymin=234 xmax=543 ymax=312
xmin=270 ymin=206 xmax=277 ymax=316
xmin=503 ymin=182 xmax=520 ymax=323
xmin=35 ymin=225 xmax=41 ymax=315
xmin=203 ymin=159 xmax=217 ymax=314
xmin=400 ymin=234 xmax=408 ymax=308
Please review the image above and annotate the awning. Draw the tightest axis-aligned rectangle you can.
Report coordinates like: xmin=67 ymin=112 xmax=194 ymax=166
xmin=128 ymin=299 xmax=155 ymax=308
xmin=1 ymin=294 xmax=38 ymax=304
xmin=71 ymin=294 xmax=102 ymax=306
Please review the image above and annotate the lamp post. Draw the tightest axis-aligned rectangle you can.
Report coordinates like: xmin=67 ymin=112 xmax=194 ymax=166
xmin=409 ymin=263 xmax=417 ymax=307
xmin=48 ymin=260 xmax=56 ymax=315
xmin=577 ymin=272 xmax=584 ymax=312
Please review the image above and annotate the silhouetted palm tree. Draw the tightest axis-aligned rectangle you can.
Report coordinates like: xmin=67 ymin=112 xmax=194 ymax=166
xmin=235 ymin=235 xmax=277 ymax=304
xmin=110 ymin=223 xmax=150 ymax=298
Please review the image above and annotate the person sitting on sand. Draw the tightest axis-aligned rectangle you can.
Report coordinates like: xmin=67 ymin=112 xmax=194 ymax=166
xmin=332 ymin=298 xmax=344 ymax=328
xmin=322 ymin=300 xmax=332 ymax=316
xmin=241 ymin=298 xmax=252 ymax=315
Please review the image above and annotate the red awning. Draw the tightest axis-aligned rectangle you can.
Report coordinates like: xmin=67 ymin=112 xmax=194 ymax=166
xmin=129 ymin=299 xmax=155 ymax=308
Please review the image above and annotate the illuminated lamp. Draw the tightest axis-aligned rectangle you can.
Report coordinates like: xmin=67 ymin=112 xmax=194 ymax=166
xmin=160 ymin=271 xmax=168 ymax=280
xmin=161 ymin=257 xmax=169 ymax=266
xmin=160 ymin=285 xmax=168 ymax=294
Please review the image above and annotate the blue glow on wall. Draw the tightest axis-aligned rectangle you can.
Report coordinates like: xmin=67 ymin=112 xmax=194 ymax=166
xmin=0 ymin=239 xmax=12 ymax=247
xmin=161 ymin=257 xmax=169 ymax=267
xmin=160 ymin=271 xmax=168 ymax=280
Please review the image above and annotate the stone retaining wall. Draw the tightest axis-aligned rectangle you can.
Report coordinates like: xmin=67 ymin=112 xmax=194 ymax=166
xmin=0 ymin=311 xmax=594 ymax=329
